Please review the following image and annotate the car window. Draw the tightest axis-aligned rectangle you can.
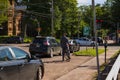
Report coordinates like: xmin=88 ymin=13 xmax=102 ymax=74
xmin=11 ymin=47 xmax=29 ymax=59
xmin=68 ymin=40 xmax=72 ymax=43
xmin=0 ymin=48 xmax=13 ymax=61
xmin=83 ymin=38 xmax=86 ymax=41
xmin=79 ymin=38 xmax=83 ymax=40
xmin=49 ymin=39 xmax=58 ymax=45
xmin=73 ymin=40 xmax=76 ymax=44
xmin=33 ymin=38 xmax=45 ymax=44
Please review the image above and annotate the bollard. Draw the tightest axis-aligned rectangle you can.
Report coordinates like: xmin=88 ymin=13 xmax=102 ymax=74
xmin=104 ymin=42 xmax=107 ymax=63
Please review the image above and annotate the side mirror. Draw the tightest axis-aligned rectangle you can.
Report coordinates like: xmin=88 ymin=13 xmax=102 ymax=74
xmin=31 ymin=55 xmax=38 ymax=59
xmin=26 ymin=55 xmax=31 ymax=62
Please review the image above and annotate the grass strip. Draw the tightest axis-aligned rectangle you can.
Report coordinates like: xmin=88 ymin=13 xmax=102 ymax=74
xmin=73 ymin=48 xmax=105 ymax=56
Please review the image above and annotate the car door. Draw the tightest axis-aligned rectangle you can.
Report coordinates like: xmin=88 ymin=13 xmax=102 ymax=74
xmin=79 ymin=38 xmax=85 ymax=45
xmin=18 ymin=60 xmax=36 ymax=80
xmin=11 ymin=47 xmax=36 ymax=80
xmin=0 ymin=48 xmax=19 ymax=80
xmin=55 ymin=40 xmax=61 ymax=54
xmin=50 ymin=39 xmax=61 ymax=54
xmin=49 ymin=39 xmax=55 ymax=54
xmin=73 ymin=40 xmax=77 ymax=51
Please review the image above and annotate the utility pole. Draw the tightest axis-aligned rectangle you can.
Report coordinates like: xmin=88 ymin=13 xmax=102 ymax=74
xmin=34 ymin=18 xmax=40 ymax=36
xmin=116 ymin=22 xmax=119 ymax=43
xmin=51 ymin=0 xmax=54 ymax=36
xmin=78 ymin=11 xmax=80 ymax=38
xmin=92 ymin=0 xmax=100 ymax=80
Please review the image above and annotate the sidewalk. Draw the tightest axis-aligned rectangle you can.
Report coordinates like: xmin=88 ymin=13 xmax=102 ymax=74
xmin=56 ymin=46 xmax=119 ymax=80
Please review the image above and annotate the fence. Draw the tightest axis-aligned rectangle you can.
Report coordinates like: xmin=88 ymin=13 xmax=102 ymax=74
xmin=106 ymin=54 xmax=120 ymax=80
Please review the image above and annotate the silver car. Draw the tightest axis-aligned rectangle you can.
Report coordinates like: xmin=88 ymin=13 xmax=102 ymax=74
xmin=75 ymin=37 xmax=95 ymax=46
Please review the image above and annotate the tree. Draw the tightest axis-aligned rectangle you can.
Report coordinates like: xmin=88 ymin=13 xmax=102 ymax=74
xmin=23 ymin=0 xmax=51 ymax=36
xmin=0 ymin=0 xmax=8 ymax=26
xmin=111 ymin=0 xmax=120 ymax=22
xmin=78 ymin=5 xmax=94 ymax=37
xmin=22 ymin=0 xmax=78 ymax=37
xmin=57 ymin=0 xmax=78 ymax=37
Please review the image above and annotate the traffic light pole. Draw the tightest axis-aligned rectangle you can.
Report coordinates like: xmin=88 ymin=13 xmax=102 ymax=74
xmin=92 ymin=0 xmax=100 ymax=80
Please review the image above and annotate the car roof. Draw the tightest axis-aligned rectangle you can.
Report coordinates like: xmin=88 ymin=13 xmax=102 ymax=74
xmin=35 ymin=36 xmax=55 ymax=39
xmin=0 ymin=46 xmax=24 ymax=50
xmin=0 ymin=46 xmax=31 ymax=58
xmin=0 ymin=46 xmax=14 ymax=50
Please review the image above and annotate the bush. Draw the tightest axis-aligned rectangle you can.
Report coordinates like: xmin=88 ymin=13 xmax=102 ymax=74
xmin=23 ymin=37 xmax=33 ymax=43
xmin=0 ymin=36 xmax=9 ymax=43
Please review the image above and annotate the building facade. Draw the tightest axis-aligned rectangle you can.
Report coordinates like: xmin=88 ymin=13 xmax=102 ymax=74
xmin=8 ymin=0 xmax=26 ymax=36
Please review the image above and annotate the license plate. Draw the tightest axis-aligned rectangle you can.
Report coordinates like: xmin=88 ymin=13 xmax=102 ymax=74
xmin=36 ymin=44 xmax=40 ymax=47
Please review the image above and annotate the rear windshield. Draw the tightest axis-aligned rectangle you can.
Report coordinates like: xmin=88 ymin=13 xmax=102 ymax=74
xmin=33 ymin=38 xmax=46 ymax=44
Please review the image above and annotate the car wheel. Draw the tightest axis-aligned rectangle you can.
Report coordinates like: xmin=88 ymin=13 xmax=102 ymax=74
xmin=50 ymin=49 xmax=53 ymax=58
xmin=36 ymin=67 xmax=42 ymax=80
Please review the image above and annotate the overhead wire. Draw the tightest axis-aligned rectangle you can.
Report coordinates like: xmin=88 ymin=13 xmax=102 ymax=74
xmin=26 ymin=3 xmax=51 ymax=10
xmin=25 ymin=10 xmax=51 ymax=18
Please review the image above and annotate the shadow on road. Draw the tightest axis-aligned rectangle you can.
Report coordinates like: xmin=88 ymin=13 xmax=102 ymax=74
xmin=43 ymin=60 xmax=63 ymax=63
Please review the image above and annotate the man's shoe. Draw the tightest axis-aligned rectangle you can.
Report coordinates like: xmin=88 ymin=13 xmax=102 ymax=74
xmin=66 ymin=59 xmax=70 ymax=62
xmin=62 ymin=59 xmax=64 ymax=62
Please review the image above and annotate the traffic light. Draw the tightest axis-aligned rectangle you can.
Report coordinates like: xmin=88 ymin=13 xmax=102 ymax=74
xmin=96 ymin=19 xmax=103 ymax=23
xmin=96 ymin=19 xmax=103 ymax=30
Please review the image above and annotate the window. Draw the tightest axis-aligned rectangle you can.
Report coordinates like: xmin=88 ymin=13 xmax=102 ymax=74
xmin=49 ymin=39 xmax=58 ymax=45
xmin=33 ymin=38 xmax=45 ymax=44
xmin=11 ymin=47 xmax=29 ymax=59
xmin=0 ymin=48 xmax=13 ymax=61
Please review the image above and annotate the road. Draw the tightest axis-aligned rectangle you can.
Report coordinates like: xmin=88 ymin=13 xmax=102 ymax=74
xmin=0 ymin=43 xmax=93 ymax=80
xmin=0 ymin=43 xmax=119 ymax=80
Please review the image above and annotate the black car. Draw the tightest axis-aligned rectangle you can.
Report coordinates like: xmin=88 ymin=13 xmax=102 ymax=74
xmin=97 ymin=37 xmax=103 ymax=45
xmin=68 ymin=39 xmax=80 ymax=52
xmin=29 ymin=36 xmax=62 ymax=57
xmin=4 ymin=36 xmax=23 ymax=43
xmin=0 ymin=46 xmax=44 ymax=80
xmin=92 ymin=37 xmax=103 ymax=45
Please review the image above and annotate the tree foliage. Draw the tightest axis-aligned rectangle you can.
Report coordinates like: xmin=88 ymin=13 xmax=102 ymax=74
xmin=0 ymin=0 xmax=8 ymax=26
xmin=78 ymin=4 xmax=112 ymax=37
xmin=111 ymin=0 xmax=120 ymax=22
xmin=22 ymin=0 xmax=78 ymax=37
xmin=1 ymin=0 xmax=118 ymax=38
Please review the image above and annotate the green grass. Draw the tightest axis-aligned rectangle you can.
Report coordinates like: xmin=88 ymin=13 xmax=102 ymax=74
xmin=73 ymin=48 xmax=105 ymax=56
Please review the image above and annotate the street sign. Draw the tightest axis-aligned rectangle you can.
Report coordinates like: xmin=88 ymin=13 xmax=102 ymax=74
xmin=83 ymin=27 xmax=90 ymax=36
xmin=36 ymin=27 xmax=41 ymax=32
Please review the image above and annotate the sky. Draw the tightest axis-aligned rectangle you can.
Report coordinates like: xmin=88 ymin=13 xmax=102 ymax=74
xmin=77 ymin=0 xmax=107 ymax=6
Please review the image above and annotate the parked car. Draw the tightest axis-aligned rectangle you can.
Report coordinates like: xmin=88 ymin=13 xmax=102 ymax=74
xmin=29 ymin=36 xmax=62 ymax=57
xmin=75 ymin=37 xmax=95 ymax=46
xmin=97 ymin=37 xmax=103 ymax=44
xmin=68 ymin=39 xmax=80 ymax=52
xmin=92 ymin=37 xmax=103 ymax=45
xmin=4 ymin=36 xmax=23 ymax=43
xmin=0 ymin=46 xmax=44 ymax=80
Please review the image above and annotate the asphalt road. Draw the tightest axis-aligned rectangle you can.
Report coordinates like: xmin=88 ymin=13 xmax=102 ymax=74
xmin=0 ymin=43 xmax=94 ymax=80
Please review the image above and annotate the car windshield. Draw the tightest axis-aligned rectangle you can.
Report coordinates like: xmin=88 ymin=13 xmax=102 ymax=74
xmin=33 ymin=38 xmax=46 ymax=44
xmin=11 ymin=47 xmax=29 ymax=60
